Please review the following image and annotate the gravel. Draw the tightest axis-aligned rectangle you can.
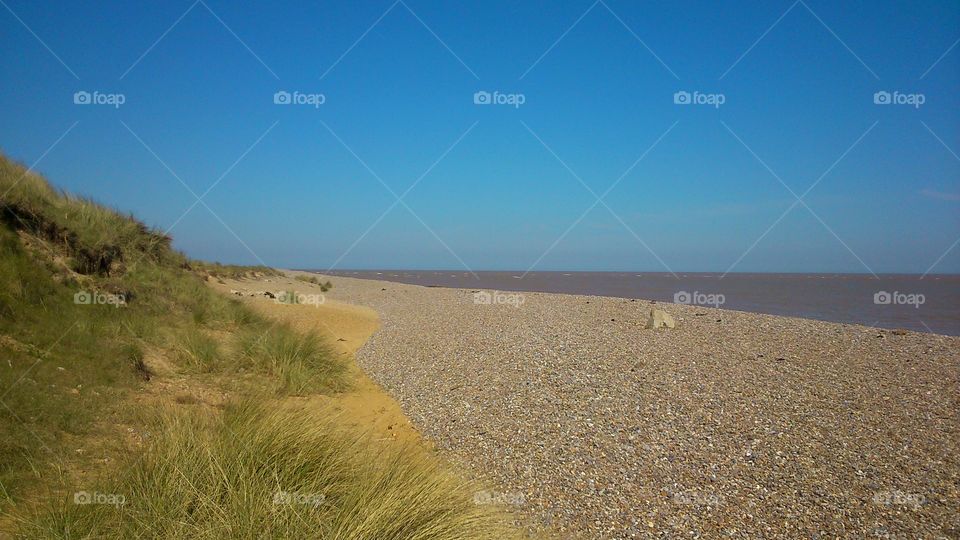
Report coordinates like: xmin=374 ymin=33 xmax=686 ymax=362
xmin=302 ymin=272 xmax=959 ymax=539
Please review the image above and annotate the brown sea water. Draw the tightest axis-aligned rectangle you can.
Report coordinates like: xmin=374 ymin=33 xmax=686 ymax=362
xmin=316 ymin=271 xmax=960 ymax=336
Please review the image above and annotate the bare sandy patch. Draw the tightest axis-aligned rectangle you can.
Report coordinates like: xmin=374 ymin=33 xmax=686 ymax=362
xmin=209 ymin=274 xmax=424 ymax=447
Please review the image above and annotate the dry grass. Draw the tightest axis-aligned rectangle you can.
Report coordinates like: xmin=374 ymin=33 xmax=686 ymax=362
xmin=16 ymin=401 xmax=518 ymax=540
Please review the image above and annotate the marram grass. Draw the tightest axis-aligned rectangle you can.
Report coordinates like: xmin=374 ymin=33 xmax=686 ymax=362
xmin=17 ymin=401 xmax=519 ymax=540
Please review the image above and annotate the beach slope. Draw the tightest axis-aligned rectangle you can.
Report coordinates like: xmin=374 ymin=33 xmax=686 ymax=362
xmin=267 ymin=271 xmax=959 ymax=539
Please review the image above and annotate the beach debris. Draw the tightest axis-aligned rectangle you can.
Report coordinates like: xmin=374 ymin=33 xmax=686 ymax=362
xmin=263 ymin=291 xmax=276 ymax=299
xmin=891 ymin=329 xmax=908 ymax=336
xmin=645 ymin=308 xmax=676 ymax=329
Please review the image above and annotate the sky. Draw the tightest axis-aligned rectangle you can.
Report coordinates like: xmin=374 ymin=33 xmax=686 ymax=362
xmin=1 ymin=0 xmax=958 ymax=273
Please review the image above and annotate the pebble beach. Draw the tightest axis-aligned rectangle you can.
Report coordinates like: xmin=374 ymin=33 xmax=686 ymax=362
xmin=296 ymin=271 xmax=959 ymax=539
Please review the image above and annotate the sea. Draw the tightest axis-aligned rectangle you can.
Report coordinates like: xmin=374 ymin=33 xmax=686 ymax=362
xmin=315 ymin=271 xmax=960 ymax=336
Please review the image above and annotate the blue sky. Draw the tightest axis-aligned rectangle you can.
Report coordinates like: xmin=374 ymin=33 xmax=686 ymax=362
xmin=1 ymin=0 xmax=958 ymax=273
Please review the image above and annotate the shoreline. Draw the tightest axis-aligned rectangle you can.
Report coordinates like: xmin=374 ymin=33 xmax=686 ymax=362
xmin=290 ymin=270 xmax=958 ymax=538
xmin=314 ymin=270 xmax=960 ymax=337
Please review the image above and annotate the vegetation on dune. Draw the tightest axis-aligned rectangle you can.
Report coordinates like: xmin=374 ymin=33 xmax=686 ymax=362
xmin=0 ymin=154 xmax=517 ymax=538
xmin=296 ymin=273 xmax=334 ymax=291
xmin=236 ymin=323 xmax=345 ymax=395
xmin=18 ymin=402 xmax=512 ymax=540
xmin=191 ymin=260 xmax=280 ymax=281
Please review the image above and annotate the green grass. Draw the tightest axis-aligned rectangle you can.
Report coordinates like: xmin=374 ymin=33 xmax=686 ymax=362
xmin=16 ymin=402 xmax=516 ymax=540
xmin=236 ymin=323 xmax=345 ymax=395
xmin=0 ymin=152 xmax=517 ymax=538
xmin=0 ymin=154 xmax=263 ymax=507
xmin=192 ymin=261 xmax=280 ymax=280
xmin=172 ymin=328 xmax=222 ymax=373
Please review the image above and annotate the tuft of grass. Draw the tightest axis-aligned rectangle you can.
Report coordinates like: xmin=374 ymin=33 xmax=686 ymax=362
xmin=295 ymin=274 xmax=333 ymax=292
xmin=236 ymin=324 xmax=345 ymax=395
xmin=16 ymin=401 xmax=517 ymax=540
xmin=172 ymin=328 xmax=221 ymax=373
xmin=122 ymin=343 xmax=151 ymax=381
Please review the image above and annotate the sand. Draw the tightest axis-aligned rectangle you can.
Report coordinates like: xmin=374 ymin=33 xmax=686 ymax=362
xmin=211 ymin=274 xmax=424 ymax=446
xmin=232 ymin=271 xmax=958 ymax=539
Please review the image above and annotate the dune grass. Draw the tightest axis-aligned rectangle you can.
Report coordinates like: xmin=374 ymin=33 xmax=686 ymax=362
xmin=295 ymin=274 xmax=333 ymax=291
xmin=192 ymin=261 xmax=280 ymax=280
xmin=10 ymin=375 xmax=516 ymax=538
xmin=0 ymin=154 xmax=271 ymax=508
xmin=0 ymin=153 xmax=517 ymax=538
xmin=235 ymin=323 xmax=345 ymax=395
xmin=16 ymin=401 xmax=515 ymax=540
xmin=172 ymin=328 xmax=222 ymax=373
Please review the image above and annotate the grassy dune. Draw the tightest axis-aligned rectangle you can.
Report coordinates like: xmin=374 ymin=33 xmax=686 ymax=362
xmin=0 ymin=154 xmax=516 ymax=538
xmin=18 ymin=402 xmax=509 ymax=539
